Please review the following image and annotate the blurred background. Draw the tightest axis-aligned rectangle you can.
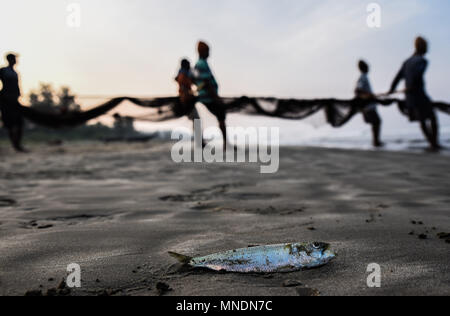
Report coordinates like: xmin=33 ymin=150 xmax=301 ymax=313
xmin=2 ymin=0 xmax=450 ymax=149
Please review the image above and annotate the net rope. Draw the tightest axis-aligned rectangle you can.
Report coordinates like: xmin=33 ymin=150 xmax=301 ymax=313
xmin=14 ymin=96 xmax=450 ymax=129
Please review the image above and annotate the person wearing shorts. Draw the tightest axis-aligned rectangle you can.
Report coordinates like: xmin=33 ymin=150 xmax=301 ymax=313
xmin=389 ymin=37 xmax=441 ymax=151
xmin=194 ymin=41 xmax=227 ymax=148
xmin=355 ymin=60 xmax=383 ymax=147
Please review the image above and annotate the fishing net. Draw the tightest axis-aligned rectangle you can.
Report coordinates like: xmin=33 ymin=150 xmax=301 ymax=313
xmin=19 ymin=97 xmax=127 ymax=128
xmin=433 ymin=102 xmax=450 ymax=115
xmin=13 ymin=95 xmax=450 ymax=129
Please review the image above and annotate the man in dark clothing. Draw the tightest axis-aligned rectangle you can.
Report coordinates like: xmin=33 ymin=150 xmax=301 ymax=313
xmin=355 ymin=60 xmax=383 ymax=147
xmin=389 ymin=37 xmax=441 ymax=150
xmin=0 ymin=53 xmax=26 ymax=152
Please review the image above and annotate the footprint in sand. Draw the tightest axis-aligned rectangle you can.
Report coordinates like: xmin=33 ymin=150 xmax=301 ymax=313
xmin=437 ymin=233 xmax=450 ymax=244
xmin=0 ymin=198 xmax=17 ymax=207
xmin=190 ymin=202 xmax=219 ymax=210
xmin=160 ymin=183 xmax=251 ymax=202
xmin=21 ymin=214 xmax=113 ymax=230
xmin=211 ymin=206 xmax=305 ymax=216
xmin=226 ymin=193 xmax=281 ymax=200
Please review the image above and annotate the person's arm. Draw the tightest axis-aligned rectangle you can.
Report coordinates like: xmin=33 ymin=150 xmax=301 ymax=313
xmin=0 ymin=69 xmax=3 ymax=95
xmin=206 ymin=82 xmax=219 ymax=99
xmin=389 ymin=63 xmax=405 ymax=94
xmin=355 ymin=90 xmax=374 ymax=99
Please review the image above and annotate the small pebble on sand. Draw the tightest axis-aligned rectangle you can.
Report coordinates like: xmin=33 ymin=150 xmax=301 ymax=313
xmin=156 ymin=282 xmax=172 ymax=296
xmin=283 ymin=280 xmax=303 ymax=288
xmin=437 ymin=232 xmax=450 ymax=239
xmin=418 ymin=234 xmax=428 ymax=240
xmin=296 ymin=288 xmax=320 ymax=296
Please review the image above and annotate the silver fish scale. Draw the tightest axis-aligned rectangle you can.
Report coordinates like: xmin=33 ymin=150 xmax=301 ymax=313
xmin=190 ymin=243 xmax=324 ymax=273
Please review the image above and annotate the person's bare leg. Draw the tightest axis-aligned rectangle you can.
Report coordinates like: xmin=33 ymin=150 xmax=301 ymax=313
xmin=189 ymin=107 xmax=205 ymax=149
xmin=8 ymin=127 xmax=21 ymax=152
xmin=7 ymin=128 xmax=15 ymax=150
xmin=429 ymin=113 xmax=440 ymax=149
xmin=11 ymin=125 xmax=27 ymax=153
xmin=372 ymin=122 xmax=383 ymax=147
xmin=18 ymin=124 xmax=24 ymax=146
xmin=218 ymin=120 xmax=231 ymax=152
xmin=219 ymin=120 xmax=227 ymax=149
xmin=420 ymin=120 xmax=434 ymax=148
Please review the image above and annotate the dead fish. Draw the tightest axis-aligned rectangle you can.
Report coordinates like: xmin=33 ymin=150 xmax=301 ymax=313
xmin=169 ymin=242 xmax=336 ymax=273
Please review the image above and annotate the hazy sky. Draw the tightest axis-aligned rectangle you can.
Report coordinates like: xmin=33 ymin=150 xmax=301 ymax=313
xmin=2 ymin=0 xmax=450 ymax=101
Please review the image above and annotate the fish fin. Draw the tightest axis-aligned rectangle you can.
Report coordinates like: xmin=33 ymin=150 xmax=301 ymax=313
xmin=168 ymin=251 xmax=192 ymax=265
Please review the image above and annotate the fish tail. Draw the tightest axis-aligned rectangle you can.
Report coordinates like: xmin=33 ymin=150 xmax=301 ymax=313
xmin=168 ymin=251 xmax=192 ymax=264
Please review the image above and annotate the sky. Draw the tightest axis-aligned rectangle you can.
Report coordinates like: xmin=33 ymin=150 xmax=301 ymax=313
xmin=1 ymin=0 xmax=450 ymax=102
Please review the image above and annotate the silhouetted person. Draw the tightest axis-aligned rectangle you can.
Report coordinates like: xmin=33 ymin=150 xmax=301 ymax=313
xmin=355 ymin=60 xmax=383 ymax=147
xmin=175 ymin=59 xmax=199 ymax=125
xmin=194 ymin=41 xmax=228 ymax=148
xmin=389 ymin=37 xmax=441 ymax=150
xmin=0 ymin=53 xmax=26 ymax=152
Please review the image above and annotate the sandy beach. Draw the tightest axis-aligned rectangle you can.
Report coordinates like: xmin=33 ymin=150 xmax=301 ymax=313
xmin=0 ymin=141 xmax=449 ymax=296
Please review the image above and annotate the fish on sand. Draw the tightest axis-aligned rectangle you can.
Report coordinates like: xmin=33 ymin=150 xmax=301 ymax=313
xmin=169 ymin=242 xmax=336 ymax=273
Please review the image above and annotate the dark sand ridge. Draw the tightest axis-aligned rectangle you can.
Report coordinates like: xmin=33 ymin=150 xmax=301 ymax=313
xmin=0 ymin=142 xmax=449 ymax=296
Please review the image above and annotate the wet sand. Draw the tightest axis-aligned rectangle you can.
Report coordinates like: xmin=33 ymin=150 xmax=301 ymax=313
xmin=0 ymin=141 xmax=449 ymax=296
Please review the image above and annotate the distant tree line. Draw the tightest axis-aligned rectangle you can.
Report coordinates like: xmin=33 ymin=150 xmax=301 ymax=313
xmin=29 ymin=83 xmax=81 ymax=114
xmin=1 ymin=84 xmax=143 ymax=142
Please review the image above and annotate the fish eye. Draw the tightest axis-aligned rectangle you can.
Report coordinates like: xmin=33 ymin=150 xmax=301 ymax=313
xmin=312 ymin=243 xmax=321 ymax=249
